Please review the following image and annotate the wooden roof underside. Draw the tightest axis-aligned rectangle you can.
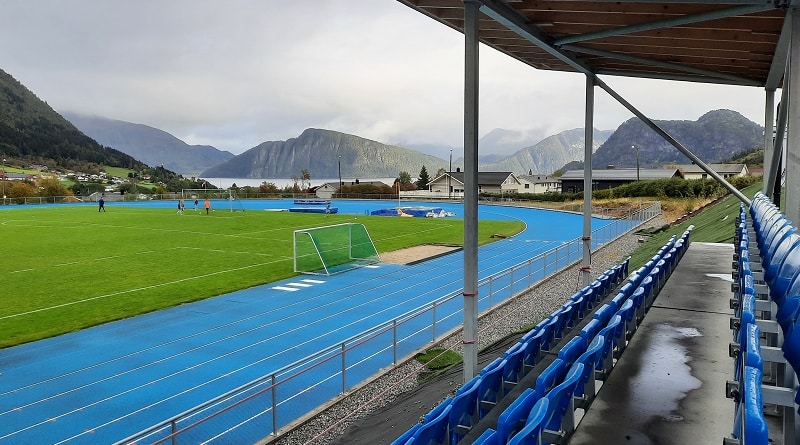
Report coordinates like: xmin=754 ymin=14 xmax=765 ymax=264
xmin=398 ymin=0 xmax=793 ymax=89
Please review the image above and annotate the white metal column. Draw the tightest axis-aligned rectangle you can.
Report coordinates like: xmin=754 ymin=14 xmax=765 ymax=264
xmin=581 ymin=75 xmax=595 ymax=287
xmin=462 ymin=0 xmax=480 ymax=382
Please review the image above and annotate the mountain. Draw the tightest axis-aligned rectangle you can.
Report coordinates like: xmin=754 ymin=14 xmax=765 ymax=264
xmin=201 ymin=128 xmax=449 ymax=179
xmin=582 ymin=109 xmax=763 ymax=171
xmin=478 ymin=127 xmax=550 ymax=157
xmin=62 ymin=112 xmax=234 ymax=176
xmin=0 ymin=69 xmax=144 ymax=170
xmin=478 ymin=128 xmax=613 ymax=175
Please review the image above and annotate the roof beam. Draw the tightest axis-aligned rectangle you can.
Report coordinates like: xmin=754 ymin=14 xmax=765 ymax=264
xmin=554 ymin=3 xmax=778 ymax=46
xmin=564 ymin=43 xmax=762 ymax=85
xmin=477 ymin=0 xmax=595 ymax=76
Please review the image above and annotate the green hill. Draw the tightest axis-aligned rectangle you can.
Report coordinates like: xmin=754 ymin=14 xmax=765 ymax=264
xmin=0 ymin=68 xmax=145 ymax=171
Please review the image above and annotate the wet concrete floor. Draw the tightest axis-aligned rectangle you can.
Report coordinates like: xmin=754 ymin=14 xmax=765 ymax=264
xmin=569 ymin=242 xmax=760 ymax=445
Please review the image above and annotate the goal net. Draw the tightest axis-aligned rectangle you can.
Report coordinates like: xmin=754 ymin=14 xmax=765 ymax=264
xmin=294 ymin=223 xmax=380 ymax=275
xmin=181 ymin=189 xmax=244 ymax=212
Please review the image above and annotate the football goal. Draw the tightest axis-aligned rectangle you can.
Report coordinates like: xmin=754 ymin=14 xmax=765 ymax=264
xmin=294 ymin=223 xmax=380 ymax=275
xmin=181 ymin=189 xmax=244 ymax=212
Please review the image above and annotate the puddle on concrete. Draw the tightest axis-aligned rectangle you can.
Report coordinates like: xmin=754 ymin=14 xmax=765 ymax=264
xmin=705 ymin=273 xmax=734 ymax=283
xmin=626 ymin=324 xmax=702 ymax=426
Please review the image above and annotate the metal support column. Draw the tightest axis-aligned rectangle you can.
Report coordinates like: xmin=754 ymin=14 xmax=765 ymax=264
xmin=764 ymin=89 xmax=775 ymax=196
xmin=787 ymin=8 xmax=800 ymax=227
xmin=767 ymin=63 xmax=790 ymax=202
xmin=462 ymin=0 xmax=480 ymax=383
xmin=581 ymin=75 xmax=595 ymax=286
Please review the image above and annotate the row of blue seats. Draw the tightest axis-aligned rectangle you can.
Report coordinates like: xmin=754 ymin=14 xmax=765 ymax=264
xmin=473 ymin=228 xmax=693 ymax=445
xmin=392 ymin=228 xmax=692 ymax=445
xmin=726 ymin=193 xmax=800 ymax=444
xmin=390 ymin=259 xmax=629 ymax=445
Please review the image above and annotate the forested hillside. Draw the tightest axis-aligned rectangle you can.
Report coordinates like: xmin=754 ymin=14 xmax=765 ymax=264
xmin=0 ymin=69 xmax=144 ymax=171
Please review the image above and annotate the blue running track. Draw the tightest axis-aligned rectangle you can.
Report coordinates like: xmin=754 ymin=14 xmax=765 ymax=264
xmin=0 ymin=200 xmax=632 ymax=444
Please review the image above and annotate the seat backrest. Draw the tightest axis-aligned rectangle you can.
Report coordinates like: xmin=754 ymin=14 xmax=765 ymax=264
xmin=533 ymin=358 xmax=567 ymax=400
xmin=506 ymin=397 xmax=549 ymax=445
xmin=413 ymin=403 xmax=452 ymax=445
xmin=543 ymin=362 xmax=584 ymax=431
xmin=574 ymin=334 xmax=604 ymax=398
xmin=557 ymin=335 xmax=587 ymax=367
xmin=592 ymin=303 xmax=615 ymax=326
xmin=763 ymin=233 xmax=800 ymax=287
xmin=496 ymin=388 xmax=541 ymax=443
xmin=770 ymin=243 xmax=800 ymax=302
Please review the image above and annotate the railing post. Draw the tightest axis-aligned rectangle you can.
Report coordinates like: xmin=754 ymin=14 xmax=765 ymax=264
xmin=509 ymin=268 xmax=514 ymax=298
xmin=488 ymin=276 xmax=494 ymax=307
xmin=341 ymin=343 xmax=346 ymax=394
xmin=171 ymin=420 xmax=177 ymax=445
xmin=271 ymin=375 xmax=277 ymax=436
xmin=432 ymin=302 xmax=437 ymax=342
xmin=393 ymin=320 xmax=398 ymax=364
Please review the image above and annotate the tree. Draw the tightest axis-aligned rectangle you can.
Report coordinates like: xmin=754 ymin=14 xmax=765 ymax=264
xmin=259 ymin=181 xmax=279 ymax=194
xmin=397 ymin=171 xmax=416 ymax=191
xmin=38 ymin=177 xmax=70 ymax=197
xmin=416 ymin=165 xmax=431 ymax=190
xmin=301 ymin=169 xmax=311 ymax=190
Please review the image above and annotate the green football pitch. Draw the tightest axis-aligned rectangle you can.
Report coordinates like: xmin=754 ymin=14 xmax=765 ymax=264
xmin=0 ymin=205 xmax=524 ymax=348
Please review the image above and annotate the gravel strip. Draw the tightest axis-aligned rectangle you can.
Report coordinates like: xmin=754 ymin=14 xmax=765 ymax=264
xmin=265 ymin=216 xmax=667 ymax=445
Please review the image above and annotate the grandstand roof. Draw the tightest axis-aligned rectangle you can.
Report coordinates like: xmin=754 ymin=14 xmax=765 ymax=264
xmin=559 ymin=167 xmax=682 ymax=181
xmin=397 ymin=0 xmax=790 ymax=89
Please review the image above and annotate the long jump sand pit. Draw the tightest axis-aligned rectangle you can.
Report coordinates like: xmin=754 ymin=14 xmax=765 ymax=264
xmin=379 ymin=244 xmax=461 ymax=265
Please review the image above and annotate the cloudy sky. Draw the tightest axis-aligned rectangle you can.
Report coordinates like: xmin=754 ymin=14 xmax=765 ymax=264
xmin=0 ymin=0 xmax=768 ymax=156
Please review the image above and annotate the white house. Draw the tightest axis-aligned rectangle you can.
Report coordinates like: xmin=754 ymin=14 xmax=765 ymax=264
xmin=517 ymin=174 xmax=561 ymax=194
xmin=429 ymin=171 xmax=521 ymax=196
xmin=676 ymin=163 xmax=749 ymax=180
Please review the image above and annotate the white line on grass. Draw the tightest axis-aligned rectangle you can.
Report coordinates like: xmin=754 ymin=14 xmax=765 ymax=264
xmin=0 ymin=259 xmax=288 ymax=321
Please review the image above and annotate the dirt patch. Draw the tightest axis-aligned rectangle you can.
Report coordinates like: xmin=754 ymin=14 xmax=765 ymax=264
xmin=380 ymin=245 xmax=460 ymax=265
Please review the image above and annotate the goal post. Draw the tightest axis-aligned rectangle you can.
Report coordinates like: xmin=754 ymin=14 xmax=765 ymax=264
xmin=294 ymin=223 xmax=380 ymax=275
xmin=181 ymin=189 xmax=244 ymax=212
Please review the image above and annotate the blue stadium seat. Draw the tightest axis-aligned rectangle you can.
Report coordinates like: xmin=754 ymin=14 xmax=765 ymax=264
xmin=780 ymin=291 xmax=800 ymax=376
xmin=479 ymin=358 xmax=506 ymax=417
xmin=579 ymin=318 xmax=602 ymax=345
xmin=597 ymin=315 xmax=624 ymax=377
xmin=615 ymin=299 xmax=637 ymax=341
xmin=762 ymin=234 xmax=800 ymax=291
xmin=557 ymin=335 xmax=587 ymax=367
xmin=557 ymin=300 xmax=581 ymax=330
xmin=618 ymin=282 xmax=636 ymax=299
xmin=472 ymin=428 xmax=501 ymax=445
xmin=503 ymin=342 xmax=526 ymax=392
xmin=496 ymin=388 xmax=542 ymax=443
xmin=522 ymin=329 xmax=545 ymax=373
xmin=609 ymin=292 xmax=627 ymax=311
xmin=412 ymin=403 xmax=452 ymax=445
xmin=543 ymin=362 xmax=584 ymax=435
xmin=506 ymin=397 xmax=548 ymax=445
xmin=423 ymin=397 xmax=453 ymax=423
xmin=390 ymin=423 xmax=420 ymax=445
xmin=449 ymin=377 xmax=481 ymax=444
xmin=592 ymin=303 xmax=615 ymax=326
xmin=574 ymin=334 xmax=604 ymax=407
xmin=731 ymin=366 xmax=769 ymax=445
xmin=533 ymin=358 xmax=568 ymax=401
xmin=767 ymin=247 xmax=800 ymax=304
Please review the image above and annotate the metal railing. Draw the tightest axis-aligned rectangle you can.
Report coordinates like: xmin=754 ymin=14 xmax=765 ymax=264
xmin=114 ymin=202 xmax=660 ymax=445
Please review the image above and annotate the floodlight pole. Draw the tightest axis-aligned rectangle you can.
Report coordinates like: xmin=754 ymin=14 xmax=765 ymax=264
xmin=338 ymin=155 xmax=342 ymax=197
xmin=1 ymin=158 xmax=5 ymax=205
xmin=449 ymin=148 xmax=453 ymax=199
xmin=632 ymin=145 xmax=640 ymax=181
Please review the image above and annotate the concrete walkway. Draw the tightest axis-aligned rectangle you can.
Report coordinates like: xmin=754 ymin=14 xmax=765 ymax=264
xmin=570 ymin=242 xmax=772 ymax=444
